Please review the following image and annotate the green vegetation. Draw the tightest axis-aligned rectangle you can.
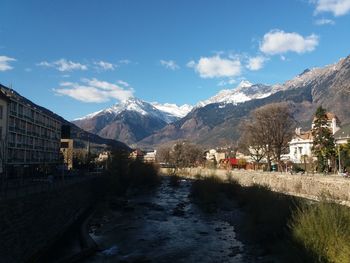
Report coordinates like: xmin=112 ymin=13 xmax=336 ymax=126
xmin=190 ymin=175 xmax=350 ymax=262
xmin=312 ymin=106 xmax=336 ymax=173
xmin=339 ymin=140 xmax=350 ymax=172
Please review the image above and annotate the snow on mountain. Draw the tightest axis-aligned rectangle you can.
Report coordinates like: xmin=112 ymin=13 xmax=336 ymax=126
xmin=196 ymin=80 xmax=273 ymax=108
xmin=74 ymin=97 xmax=190 ymax=124
xmin=151 ymin=102 xmax=193 ymax=118
xmin=195 ymin=58 xmax=345 ymax=109
xmin=280 ymin=57 xmax=346 ymax=90
xmin=75 ymin=56 xmax=347 ymax=124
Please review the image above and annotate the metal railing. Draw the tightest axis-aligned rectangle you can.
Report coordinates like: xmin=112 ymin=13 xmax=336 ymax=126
xmin=0 ymin=171 xmax=101 ymax=201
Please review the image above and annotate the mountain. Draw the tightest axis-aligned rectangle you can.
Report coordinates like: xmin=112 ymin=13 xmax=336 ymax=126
xmin=139 ymin=55 xmax=350 ymax=148
xmin=73 ymin=98 xmax=192 ymax=146
xmin=196 ymin=80 xmax=276 ymax=107
xmin=151 ymin=102 xmax=193 ymax=120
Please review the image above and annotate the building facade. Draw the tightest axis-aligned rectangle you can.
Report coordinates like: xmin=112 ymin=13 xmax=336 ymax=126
xmin=0 ymin=85 xmax=62 ymax=176
xmin=0 ymin=92 xmax=10 ymax=173
xmin=289 ymin=113 xmax=341 ymax=164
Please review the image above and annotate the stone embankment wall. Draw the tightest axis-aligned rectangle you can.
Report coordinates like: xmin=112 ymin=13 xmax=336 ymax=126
xmin=161 ymin=168 xmax=350 ymax=206
xmin=0 ymin=177 xmax=103 ymax=263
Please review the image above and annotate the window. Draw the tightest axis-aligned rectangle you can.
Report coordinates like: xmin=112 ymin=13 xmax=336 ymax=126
xmin=10 ymin=102 xmax=17 ymax=112
xmin=0 ymin=126 xmax=2 ymax=138
xmin=61 ymin=141 xmax=69 ymax=148
xmin=18 ymin=104 xmax=23 ymax=115
xmin=0 ymin=105 xmax=3 ymax=120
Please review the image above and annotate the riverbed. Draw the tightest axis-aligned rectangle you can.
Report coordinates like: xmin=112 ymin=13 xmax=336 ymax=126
xmin=81 ymin=177 xmax=272 ymax=263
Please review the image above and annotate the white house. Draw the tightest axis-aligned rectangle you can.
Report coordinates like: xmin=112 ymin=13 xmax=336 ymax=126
xmin=289 ymin=129 xmax=313 ymax=163
xmin=289 ymin=112 xmax=341 ymax=164
xmin=144 ymin=150 xmax=157 ymax=163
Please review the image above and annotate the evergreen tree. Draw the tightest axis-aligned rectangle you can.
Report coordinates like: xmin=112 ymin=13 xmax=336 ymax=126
xmin=311 ymin=106 xmax=336 ymax=172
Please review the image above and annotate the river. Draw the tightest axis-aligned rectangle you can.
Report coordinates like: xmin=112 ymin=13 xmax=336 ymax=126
xmin=79 ymin=176 xmax=272 ymax=263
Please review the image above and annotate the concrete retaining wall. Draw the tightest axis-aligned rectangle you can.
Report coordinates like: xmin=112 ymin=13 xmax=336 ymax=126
xmin=161 ymin=168 xmax=350 ymax=206
xmin=0 ymin=177 xmax=103 ymax=263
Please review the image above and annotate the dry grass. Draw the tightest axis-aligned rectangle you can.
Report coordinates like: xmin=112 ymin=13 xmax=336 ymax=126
xmin=290 ymin=201 xmax=350 ymax=263
xmin=189 ymin=175 xmax=350 ymax=262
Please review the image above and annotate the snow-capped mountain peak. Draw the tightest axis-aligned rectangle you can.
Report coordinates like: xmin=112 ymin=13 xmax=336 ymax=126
xmin=196 ymin=80 xmax=272 ymax=108
xmin=74 ymin=97 xmax=192 ymax=124
xmin=236 ymin=80 xmax=253 ymax=89
xmin=151 ymin=102 xmax=193 ymax=118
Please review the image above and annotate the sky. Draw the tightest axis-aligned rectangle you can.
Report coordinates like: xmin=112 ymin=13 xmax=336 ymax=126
xmin=1 ymin=0 xmax=350 ymax=120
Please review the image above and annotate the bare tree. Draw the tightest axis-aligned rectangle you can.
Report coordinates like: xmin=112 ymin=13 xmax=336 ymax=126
xmin=156 ymin=141 xmax=204 ymax=169
xmin=239 ymin=102 xmax=295 ymax=171
xmin=171 ymin=141 xmax=203 ymax=168
xmin=156 ymin=145 xmax=172 ymax=164
xmin=239 ymin=121 xmax=266 ymax=168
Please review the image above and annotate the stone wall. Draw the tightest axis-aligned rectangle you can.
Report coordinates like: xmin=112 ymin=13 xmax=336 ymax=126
xmin=0 ymin=177 xmax=103 ymax=263
xmin=161 ymin=168 xmax=350 ymax=206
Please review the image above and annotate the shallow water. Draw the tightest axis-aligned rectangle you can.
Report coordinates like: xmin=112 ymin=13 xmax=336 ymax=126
xmin=82 ymin=178 xmax=259 ymax=263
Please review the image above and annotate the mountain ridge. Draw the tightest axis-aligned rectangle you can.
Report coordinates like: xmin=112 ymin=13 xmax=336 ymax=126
xmin=138 ymin=55 xmax=350 ymax=148
xmin=73 ymin=54 xmax=350 ymax=148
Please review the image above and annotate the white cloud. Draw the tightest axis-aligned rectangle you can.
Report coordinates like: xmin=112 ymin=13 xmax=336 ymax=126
xmin=186 ymin=60 xmax=196 ymax=68
xmin=54 ymin=78 xmax=134 ymax=103
xmin=260 ymin=30 xmax=319 ymax=55
xmin=314 ymin=0 xmax=350 ymax=16
xmin=218 ymin=78 xmax=237 ymax=86
xmin=94 ymin=60 xmax=116 ymax=71
xmin=160 ymin=60 xmax=179 ymax=70
xmin=38 ymin=58 xmax=88 ymax=72
xmin=188 ymin=56 xmax=241 ymax=78
xmin=117 ymin=80 xmax=130 ymax=87
xmin=0 ymin=56 xmax=16 ymax=71
xmin=119 ymin=59 xmax=131 ymax=64
xmin=246 ymin=56 xmax=267 ymax=71
xmin=314 ymin=18 xmax=335 ymax=25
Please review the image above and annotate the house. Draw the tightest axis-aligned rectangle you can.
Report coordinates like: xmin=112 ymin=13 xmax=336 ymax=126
xmin=0 ymin=84 xmax=62 ymax=177
xmin=143 ymin=150 xmax=157 ymax=163
xmin=289 ymin=112 xmax=341 ymax=164
xmin=205 ymin=149 xmax=226 ymax=163
xmin=129 ymin=149 xmax=144 ymax=160
xmin=289 ymin=129 xmax=314 ymax=164
xmin=334 ymin=123 xmax=350 ymax=145
xmin=96 ymin=151 xmax=110 ymax=163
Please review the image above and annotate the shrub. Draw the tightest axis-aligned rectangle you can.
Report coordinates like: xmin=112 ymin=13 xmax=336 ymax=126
xmin=290 ymin=201 xmax=350 ymax=263
xmin=236 ymin=184 xmax=299 ymax=243
xmin=190 ymin=175 xmax=224 ymax=212
xmin=106 ymin=150 xmax=161 ymax=194
xmin=128 ymin=159 xmax=161 ymax=188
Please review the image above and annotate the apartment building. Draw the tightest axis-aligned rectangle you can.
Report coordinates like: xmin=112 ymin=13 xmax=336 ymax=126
xmin=0 ymin=84 xmax=61 ymax=176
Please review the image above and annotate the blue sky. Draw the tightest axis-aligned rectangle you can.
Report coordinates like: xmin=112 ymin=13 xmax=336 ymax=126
xmin=1 ymin=0 xmax=350 ymax=120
